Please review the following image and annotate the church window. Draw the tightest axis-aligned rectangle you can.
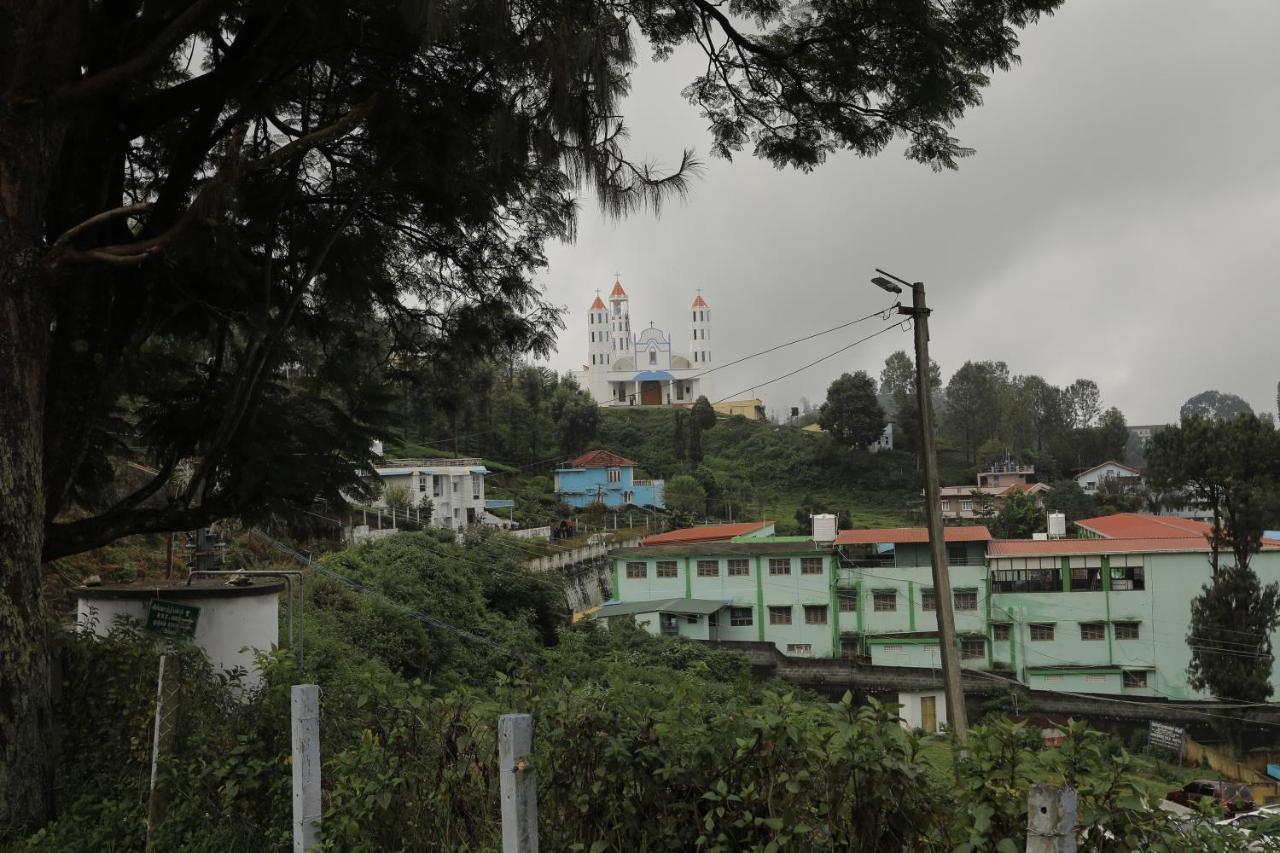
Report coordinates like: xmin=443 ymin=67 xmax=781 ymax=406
xmin=649 ymin=351 xmax=657 ymax=365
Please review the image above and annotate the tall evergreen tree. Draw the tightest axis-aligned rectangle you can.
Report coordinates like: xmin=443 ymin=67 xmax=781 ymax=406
xmin=819 ymin=371 xmax=886 ymax=450
xmin=0 ymin=0 xmax=1062 ymax=827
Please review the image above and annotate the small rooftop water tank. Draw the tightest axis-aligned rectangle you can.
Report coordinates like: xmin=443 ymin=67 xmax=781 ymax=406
xmin=812 ymin=513 xmax=838 ymax=544
xmin=1047 ymin=512 xmax=1067 ymax=539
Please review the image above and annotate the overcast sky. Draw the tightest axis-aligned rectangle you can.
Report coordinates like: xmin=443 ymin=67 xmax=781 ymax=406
xmin=537 ymin=1 xmax=1280 ymax=424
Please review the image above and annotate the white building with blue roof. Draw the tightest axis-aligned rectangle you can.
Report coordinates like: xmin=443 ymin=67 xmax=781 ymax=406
xmin=369 ymin=457 xmax=491 ymax=529
xmin=579 ymin=279 xmax=714 ymax=406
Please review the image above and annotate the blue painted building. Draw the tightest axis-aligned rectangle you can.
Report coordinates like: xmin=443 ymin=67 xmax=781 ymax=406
xmin=554 ymin=450 xmax=665 ymax=509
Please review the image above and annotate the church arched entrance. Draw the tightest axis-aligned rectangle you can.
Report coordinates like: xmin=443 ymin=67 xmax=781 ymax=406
xmin=640 ymin=381 xmax=662 ymax=405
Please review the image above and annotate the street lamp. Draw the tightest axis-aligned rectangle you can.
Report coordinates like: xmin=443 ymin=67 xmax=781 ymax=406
xmin=870 ymin=275 xmax=902 ymax=295
xmin=869 ymin=267 xmax=969 ymax=741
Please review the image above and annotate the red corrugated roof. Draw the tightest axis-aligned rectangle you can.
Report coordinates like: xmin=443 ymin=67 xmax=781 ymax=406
xmin=691 ymin=294 xmax=708 ymax=308
xmin=1075 ymin=513 xmax=1211 ymax=539
xmin=565 ymin=449 xmax=637 ymax=468
xmin=641 ymin=521 xmax=772 ymax=545
xmin=609 ymin=281 xmax=627 ymax=298
xmin=990 ymin=537 xmax=1240 ymax=556
xmin=590 ymin=295 xmax=605 ymax=310
xmin=835 ymin=526 xmax=992 ymax=545
xmin=1001 ymin=483 xmax=1050 ymax=496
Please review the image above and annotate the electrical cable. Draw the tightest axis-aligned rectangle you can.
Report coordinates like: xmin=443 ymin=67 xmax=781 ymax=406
xmin=680 ymin=302 xmax=899 ymax=383
xmin=713 ymin=321 xmax=907 ymax=405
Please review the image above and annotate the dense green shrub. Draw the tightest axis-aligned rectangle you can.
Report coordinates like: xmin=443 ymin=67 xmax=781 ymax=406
xmin=16 ymin=537 xmax=1258 ymax=851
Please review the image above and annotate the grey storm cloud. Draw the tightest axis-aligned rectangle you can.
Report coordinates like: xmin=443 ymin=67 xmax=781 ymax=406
xmin=538 ymin=1 xmax=1280 ymax=423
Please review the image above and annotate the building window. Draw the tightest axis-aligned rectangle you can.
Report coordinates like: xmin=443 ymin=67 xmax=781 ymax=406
xmin=800 ymin=557 xmax=824 ymax=575
xmin=649 ymin=350 xmax=657 ymax=365
xmin=418 ymin=479 xmax=427 ymax=493
xmin=433 ymin=476 xmax=443 ymax=498
xmin=685 ymin=615 xmax=699 ymax=625
xmin=960 ymin=499 xmax=973 ymax=512
xmin=607 ymin=467 xmax=621 ymax=483
xmin=873 ymin=590 xmax=896 ymax=612
xmin=768 ymin=606 xmax=793 ymax=625
xmin=961 ymin=638 xmax=985 ymax=660
xmin=1080 ymin=622 xmax=1105 ymax=641
xmin=730 ymin=607 xmax=753 ymax=626
xmin=786 ymin=643 xmax=812 ymax=655
xmin=768 ymin=558 xmax=791 ymax=576
xmin=708 ymin=612 xmax=718 ymax=628
xmin=941 ymin=499 xmax=951 ymax=511
xmin=990 ymin=558 xmax=1063 ymax=593
xmin=697 ymin=560 xmax=719 ymax=578
xmin=471 ymin=474 xmax=481 ymax=500
xmin=921 ymin=589 xmax=937 ymax=611
xmin=1113 ymin=621 xmax=1140 ymax=640
xmin=656 ymin=561 xmax=678 ymax=579
xmin=954 ymin=590 xmax=978 ymax=611
xmin=947 ymin=544 xmax=970 ymax=566
xmin=1123 ymin=670 xmax=1148 ymax=688
xmin=1110 ymin=555 xmax=1145 ymax=591
xmin=838 ymin=591 xmax=858 ymax=612
xmin=727 ymin=559 xmax=750 ymax=577
xmin=992 ymin=623 xmax=1011 ymax=641
xmin=804 ymin=605 xmax=828 ymax=625
xmin=1085 ymin=674 xmax=1107 ymax=684
xmin=626 ymin=562 xmax=646 ymax=579
xmin=1029 ymin=623 xmax=1055 ymax=641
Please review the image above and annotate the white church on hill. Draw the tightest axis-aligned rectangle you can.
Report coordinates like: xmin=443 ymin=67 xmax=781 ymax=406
xmin=578 ymin=279 xmax=715 ymax=406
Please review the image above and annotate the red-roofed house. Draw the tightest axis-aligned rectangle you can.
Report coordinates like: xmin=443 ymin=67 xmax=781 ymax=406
xmin=1074 ymin=460 xmax=1142 ymax=494
xmin=554 ymin=449 xmax=664 ymax=509
xmin=939 ymin=460 xmax=1050 ymax=521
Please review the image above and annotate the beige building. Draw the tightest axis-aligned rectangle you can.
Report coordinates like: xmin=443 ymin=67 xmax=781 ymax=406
xmin=713 ymin=398 xmax=766 ymax=421
xmin=940 ymin=461 xmax=1050 ymax=521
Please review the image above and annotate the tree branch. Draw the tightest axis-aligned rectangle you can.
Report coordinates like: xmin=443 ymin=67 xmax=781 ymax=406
xmin=49 ymin=202 xmax=152 ymax=251
xmin=55 ymin=0 xmax=227 ymax=102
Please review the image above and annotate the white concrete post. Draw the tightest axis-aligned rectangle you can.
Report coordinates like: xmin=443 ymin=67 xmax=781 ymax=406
xmin=146 ymin=654 xmax=181 ymax=851
xmin=1026 ymin=784 xmax=1077 ymax=853
xmin=499 ymin=714 xmax=538 ymax=853
xmin=292 ymin=684 xmax=322 ymax=851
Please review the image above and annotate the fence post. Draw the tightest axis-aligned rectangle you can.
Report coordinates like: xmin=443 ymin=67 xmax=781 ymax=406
xmin=499 ymin=713 xmax=538 ymax=853
xmin=146 ymin=654 xmax=182 ymax=851
xmin=292 ymin=684 xmax=322 ymax=852
xmin=1026 ymin=784 xmax=1077 ymax=853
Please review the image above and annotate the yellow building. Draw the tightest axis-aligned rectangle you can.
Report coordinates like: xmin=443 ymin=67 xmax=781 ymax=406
xmin=712 ymin=398 xmax=767 ymax=421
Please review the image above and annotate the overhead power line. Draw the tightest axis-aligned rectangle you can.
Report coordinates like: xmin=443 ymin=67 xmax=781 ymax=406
xmin=714 ymin=321 xmax=907 ymax=404
xmin=684 ymin=302 xmax=899 ymax=383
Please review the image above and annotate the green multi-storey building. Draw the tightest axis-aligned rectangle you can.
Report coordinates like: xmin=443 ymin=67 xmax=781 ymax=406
xmin=600 ymin=513 xmax=1280 ymax=701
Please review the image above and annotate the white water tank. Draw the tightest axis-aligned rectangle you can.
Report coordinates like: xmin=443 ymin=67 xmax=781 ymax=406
xmin=1047 ymin=512 xmax=1067 ymax=539
xmin=1033 ymin=532 xmax=1049 ymax=541
xmin=812 ymin=513 xmax=838 ymax=544
xmin=370 ymin=439 xmax=384 ymax=457
xmin=76 ymin=578 xmax=282 ymax=689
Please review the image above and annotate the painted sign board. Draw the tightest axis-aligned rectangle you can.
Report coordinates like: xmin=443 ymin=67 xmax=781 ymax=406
xmin=1147 ymin=721 xmax=1184 ymax=752
xmin=146 ymin=599 xmax=200 ymax=639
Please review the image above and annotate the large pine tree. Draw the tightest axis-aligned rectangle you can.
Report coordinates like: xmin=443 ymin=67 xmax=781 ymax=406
xmin=0 ymin=0 xmax=1061 ymax=827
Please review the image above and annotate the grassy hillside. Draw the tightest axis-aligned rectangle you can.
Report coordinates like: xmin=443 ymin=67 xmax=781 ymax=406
xmin=595 ymin=409 xmax=975 ymax=531
xmin=386 ymin=410 xmax=981 ymax=532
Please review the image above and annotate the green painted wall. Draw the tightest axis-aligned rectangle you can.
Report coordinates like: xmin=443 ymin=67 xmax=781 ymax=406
xmin=612 ymin=541 xmax=1280 ymax=700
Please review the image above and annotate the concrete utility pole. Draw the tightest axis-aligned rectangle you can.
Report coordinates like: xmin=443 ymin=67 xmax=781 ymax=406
xmin=873 ymin=269 xmax=968 ymax=740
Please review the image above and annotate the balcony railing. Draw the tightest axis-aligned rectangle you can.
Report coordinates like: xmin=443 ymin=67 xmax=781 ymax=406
xmin=380 ymin=458 xmax=482 ymax=468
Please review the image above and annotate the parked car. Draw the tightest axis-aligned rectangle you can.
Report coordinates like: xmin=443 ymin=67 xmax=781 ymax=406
xmin=1165 ymin=780 xmax=1255 ymax=816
